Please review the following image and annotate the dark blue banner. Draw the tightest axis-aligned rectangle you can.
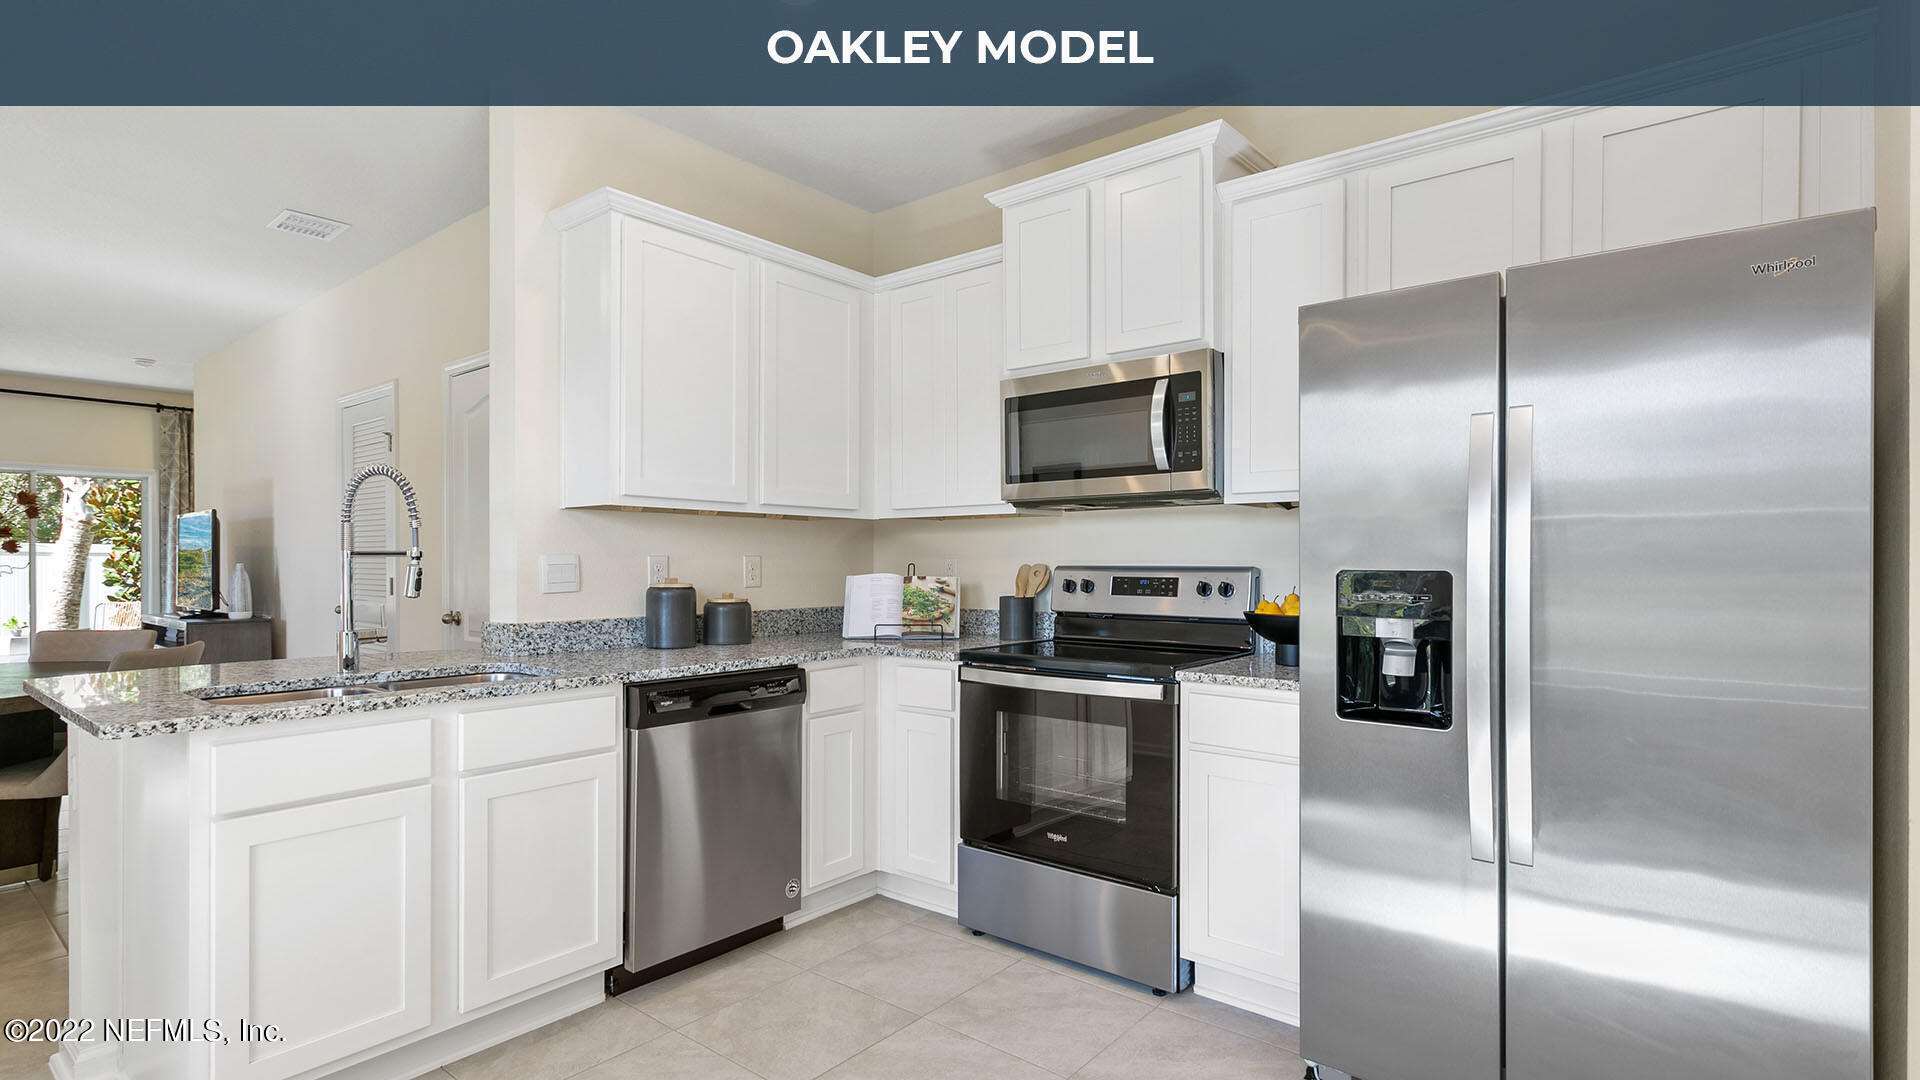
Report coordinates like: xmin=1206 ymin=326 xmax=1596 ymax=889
xmin=0 ymin=0 xmax=1911 ymax=103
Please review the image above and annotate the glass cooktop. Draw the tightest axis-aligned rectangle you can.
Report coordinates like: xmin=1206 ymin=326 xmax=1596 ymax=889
xmin=957 ymin=638 xmax=1249 ymax=682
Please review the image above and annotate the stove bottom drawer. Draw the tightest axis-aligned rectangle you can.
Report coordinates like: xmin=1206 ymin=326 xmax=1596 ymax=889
xmin=957 ymin=844 xmax=1185 ymax=993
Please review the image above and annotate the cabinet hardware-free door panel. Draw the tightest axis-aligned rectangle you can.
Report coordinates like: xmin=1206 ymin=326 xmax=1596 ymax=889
xmin=211 ymin=786 xmax=431 ymax=1080
xmin=1004 ymin=187 xmax=1092 ymax=372
xmin=804 ymin=710 xmax=869 ymax=889
xmin=457 ymin=753 xmax=622 ymax=1012
xmin=1105 ymin=151 xmax=1207 ymax=357
xmin=1365 ymin=130 xmax=1543 ymax=292
xmin=887 ymin=282 xmax=957 ymax=510
xmin=1181 ymin=748 xmax=1300 ymax=987
xmin=618 ymin=218 xmax=753 ymax=506
xmin=759 ymin=263 xmax=864 ymax=512
xmin=878 ymin=708 xmax=957 ymax=886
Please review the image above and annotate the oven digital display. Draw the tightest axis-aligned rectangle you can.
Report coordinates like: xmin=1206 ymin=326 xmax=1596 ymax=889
xmin=1111 ymin=576 xmax=1179 ymax=597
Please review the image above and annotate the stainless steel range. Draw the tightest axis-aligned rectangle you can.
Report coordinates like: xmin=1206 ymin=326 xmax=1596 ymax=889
xmin=956 ymin=564 xmax=1257 ymax=993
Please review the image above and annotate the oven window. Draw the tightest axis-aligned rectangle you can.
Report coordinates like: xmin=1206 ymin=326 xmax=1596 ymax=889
xmin=1006 ymin=380 xmax=1158 ymax=484
xmin=961 ymin=682 xmax=1177 ymax=892
xmin=1002 ymin=710 xmax=1131 ymax=823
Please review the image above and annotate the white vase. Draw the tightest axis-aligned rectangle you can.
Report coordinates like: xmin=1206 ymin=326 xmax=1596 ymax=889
xmin=228 ymin=563 xmax=253 ymax=620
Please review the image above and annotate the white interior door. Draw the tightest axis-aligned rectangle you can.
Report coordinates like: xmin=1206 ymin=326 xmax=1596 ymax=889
xmin=444 ymin=361 xmax=489 ymax=649
xmin=338 ymin=384 xmax=397 ymax=657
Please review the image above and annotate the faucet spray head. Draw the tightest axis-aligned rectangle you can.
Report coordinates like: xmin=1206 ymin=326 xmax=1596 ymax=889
xmin=405 ymin=549 xmax=424 ymax=598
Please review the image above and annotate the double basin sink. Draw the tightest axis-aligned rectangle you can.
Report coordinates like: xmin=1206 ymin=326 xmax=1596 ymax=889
xmin=197 ymin=669 xmax=545 ymax=706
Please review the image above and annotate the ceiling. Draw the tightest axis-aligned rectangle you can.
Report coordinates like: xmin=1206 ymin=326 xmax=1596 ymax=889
xmin=0 ymin=107 xmax=487 ymax=392
xmin=629 ymin=107 xmax=1186 ymax=212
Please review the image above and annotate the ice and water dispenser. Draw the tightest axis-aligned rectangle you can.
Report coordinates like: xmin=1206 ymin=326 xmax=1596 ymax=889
xmin=1335 ymin=570 xmax=1452 ymax=728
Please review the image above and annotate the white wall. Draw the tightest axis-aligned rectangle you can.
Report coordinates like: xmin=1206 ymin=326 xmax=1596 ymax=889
xmin=195 ymin=209 xmax=487 ymax=658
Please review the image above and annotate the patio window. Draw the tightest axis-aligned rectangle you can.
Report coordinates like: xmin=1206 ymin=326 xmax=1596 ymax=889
xmin=0 ymin=469 xmax=149 ymax=659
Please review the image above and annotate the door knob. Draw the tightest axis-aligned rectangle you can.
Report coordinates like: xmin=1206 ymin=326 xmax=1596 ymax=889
xmin=441 ymin=611 xmax=463 ymax=626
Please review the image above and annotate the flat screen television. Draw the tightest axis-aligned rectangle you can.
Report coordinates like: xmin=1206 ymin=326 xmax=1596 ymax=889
xmin=175 ymin=509 xmax=219 ymax=615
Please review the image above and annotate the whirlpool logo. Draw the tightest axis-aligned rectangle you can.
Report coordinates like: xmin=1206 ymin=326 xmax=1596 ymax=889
xmin=1752 ymin=255 xmax=1817 ymax=277
xmin=1046 ymin=832 xmax=1069 ymax=843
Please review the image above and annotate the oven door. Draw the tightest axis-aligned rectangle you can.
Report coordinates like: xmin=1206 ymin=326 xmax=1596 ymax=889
xmin=1001 ymin=351 xmax=1218 ymax=505
xmin=959 ymin=666 xmax=1178 ymax=892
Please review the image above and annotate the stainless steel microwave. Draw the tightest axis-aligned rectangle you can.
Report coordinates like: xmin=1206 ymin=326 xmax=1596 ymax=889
xmin=1001 ymin=350 xmax=1222 ymax=508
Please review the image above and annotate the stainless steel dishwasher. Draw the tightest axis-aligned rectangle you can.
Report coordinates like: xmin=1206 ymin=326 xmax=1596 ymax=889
xmin=608 ymin=667 xmax=805 ymax=996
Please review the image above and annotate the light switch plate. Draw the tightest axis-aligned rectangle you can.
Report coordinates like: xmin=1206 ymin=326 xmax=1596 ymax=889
xmin=742 ymin=555 xmax=763 ymax=589
xmin=540 ymin=554 xmax=581 ymax=594
xmin=647 ymin=555 xmax=670 ymax=585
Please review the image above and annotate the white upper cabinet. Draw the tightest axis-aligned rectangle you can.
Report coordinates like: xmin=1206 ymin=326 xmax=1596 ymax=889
xmin=759 ymin=263 xmax=865 ymax=513
xmin=1002 ymin=187 xmax=1092 ymax=373
xmin=1570 ymin=102 xmax=1801 ymax=255
xmin=875 ymin=252 xmax=1013 ymax=517
xmin=989 ymin=122 xmax=1273 ymax=376
xmin=554 ymin=190 xmax=870 ymax=516
xmin=1364 ymin=129 xmax=1544 ymax=291
xmin=617 ymin=218 xmax=755 ymax=507
xmin=1221 ymin=178 xmax=1345 ymax=504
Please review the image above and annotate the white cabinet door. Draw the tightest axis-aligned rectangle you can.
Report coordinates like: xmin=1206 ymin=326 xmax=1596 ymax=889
xmin=1104 ymin=150 xmax=1207 ymax=357
xmin=618 ymin=217 xmax=753 ymax=506
xmin=877 ymin=708 xmax=957 ymax=887
xmin=211 ymin=786 xmax=431 ymax=1080
xmin=1003 ymin=186 xmax=1092 ymax=372
xmin=887 ymin=282 xmax=956 ymax=511
xmin=1225 ymin=179 xmax=1344 ymax=504
xmin=950 ymin=264 xmax=1009 ymax=509
xmin=759 ymin=263 xmax=864 ymax=512
xmin=1571 ymin=100 xmax=1802 ymax=255
xmin=457 ymin=753 xmax=621 ymax=1012
xmin=804 ymin=710 xmax=868 ymax=890
xmin=1365 ymin=130 xmax=1543 ymax=292
xmin=1181 ymin=748 xmax=1300 ymax=990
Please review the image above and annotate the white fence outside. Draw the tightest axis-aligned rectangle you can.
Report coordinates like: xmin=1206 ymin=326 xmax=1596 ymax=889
xmin=0 ymin=543 xmax=141 ymax=658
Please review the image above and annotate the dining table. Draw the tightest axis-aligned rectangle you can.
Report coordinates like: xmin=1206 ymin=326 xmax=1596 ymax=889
xmin=0 ymin=660 xmax=102 ymax=881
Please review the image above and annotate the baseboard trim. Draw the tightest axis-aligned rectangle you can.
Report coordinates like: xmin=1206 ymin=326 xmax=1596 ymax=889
xmin=316 ymin=974 xmax=604 ymax=1080
xmin=1190 ymin=962 xmax=1301 ymax=1026
xmin=792 ymin=870 xmax=957 ymax=925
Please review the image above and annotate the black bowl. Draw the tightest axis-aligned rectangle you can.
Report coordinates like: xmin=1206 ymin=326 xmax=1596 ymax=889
xmin=1244 ymin=612 xmax=1300 ymax=646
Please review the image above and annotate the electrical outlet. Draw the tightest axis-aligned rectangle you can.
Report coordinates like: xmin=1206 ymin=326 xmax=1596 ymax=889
xmin=742 ymin=555 xmax=763 ymax=589
xmin=647 ymin=555 xmax=670 ymax=585
xmin=943 ymin=557 xmax=958 ymax=576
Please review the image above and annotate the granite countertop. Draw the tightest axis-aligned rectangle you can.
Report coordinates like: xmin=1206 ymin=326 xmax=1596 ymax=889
xmin=25 ymin=633 xmax=997 ymax=741
xmin=1178 ymin=652 xmax=1302 ymax=692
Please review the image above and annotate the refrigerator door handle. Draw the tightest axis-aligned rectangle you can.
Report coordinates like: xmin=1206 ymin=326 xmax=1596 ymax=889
xmin=1505 ymin=404 xmax=1536 ymax=866
xmin=1465 ymin=412 xmax=1497 ymax=863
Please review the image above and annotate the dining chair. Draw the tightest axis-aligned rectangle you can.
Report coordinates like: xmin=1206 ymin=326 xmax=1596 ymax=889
xmin=0 ymin=751 xmax=63 ymax=881
xmin=108 ymin=641 xmax=207 ymax=671
xmin=31 ymin=628 xmax=157 ymax=662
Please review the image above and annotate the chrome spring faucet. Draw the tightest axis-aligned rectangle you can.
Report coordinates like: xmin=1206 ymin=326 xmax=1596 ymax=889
xmin=339 ymin=464 xmax=424 ymax=672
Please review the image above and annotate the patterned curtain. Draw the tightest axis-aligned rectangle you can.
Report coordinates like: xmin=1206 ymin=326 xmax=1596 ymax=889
xmin=151 ymin=408 xmax=194 ymax=615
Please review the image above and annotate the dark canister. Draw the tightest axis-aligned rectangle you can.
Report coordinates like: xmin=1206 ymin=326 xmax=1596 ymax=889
xmin=644 ymin=580 xmax=697 ymax=649
xmin=998 ymin=595 xmax=1036 ymax=641
xmin=703 ymin=593 xmax=753 ymax=645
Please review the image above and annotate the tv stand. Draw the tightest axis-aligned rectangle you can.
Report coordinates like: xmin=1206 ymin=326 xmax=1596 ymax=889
xmin=142 ymin=614 xmax=272 ymax=663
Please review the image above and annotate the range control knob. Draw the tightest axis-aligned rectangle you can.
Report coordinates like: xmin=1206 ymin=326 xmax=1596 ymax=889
xmin=1195 ymin=581 xmax=1213 ymax=598
xmin=1061 ymin=579 xmax=1078 ymax=594
xmin=1079 ymin=578 xmax=1097 ymax=594
xmin=1217 ymin=581 xmax=1236 ymax=600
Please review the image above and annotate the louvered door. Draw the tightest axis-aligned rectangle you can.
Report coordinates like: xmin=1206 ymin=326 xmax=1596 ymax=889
xmin=337 ymin=385 xmax=397 ymax=657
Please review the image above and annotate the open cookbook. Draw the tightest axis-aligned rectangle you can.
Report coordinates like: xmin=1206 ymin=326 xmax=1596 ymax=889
xmin=842 ymin=572 xmax=959 ymax=639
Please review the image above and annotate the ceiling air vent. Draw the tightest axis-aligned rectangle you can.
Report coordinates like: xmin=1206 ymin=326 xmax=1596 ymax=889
xmin=267 ymin=209 xmax=351 ymax=241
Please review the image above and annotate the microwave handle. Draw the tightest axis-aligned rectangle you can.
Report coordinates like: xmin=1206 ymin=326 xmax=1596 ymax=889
xmin=1149 ymin=377 xmax=1171 ymax=471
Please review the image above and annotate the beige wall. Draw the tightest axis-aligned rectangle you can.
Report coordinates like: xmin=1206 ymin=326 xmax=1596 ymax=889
xmin=195 ymin=209 xmax=487 ymax=659
xmin=871 ymin=506 xmax=1298 ymax=615
xmin=869 ymin=106 xmax=1491 ymax=274
xmin=0 ymin=374 xmax=192 ymax=474
xmin=488 ymin=107 xmax=876 ymax=622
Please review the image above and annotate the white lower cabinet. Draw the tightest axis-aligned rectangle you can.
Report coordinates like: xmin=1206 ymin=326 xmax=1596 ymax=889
xmin=876 ymin=705 xmax=956 ymax=887
xmin=211 ymin=785 xmax=433 ymax=1080
xmin=1180 ymin=684 xmax=1301 ymax=1024
xmin=803 ymin=661 xmax=871 ymax=891
xmin=457 ymin=752 xmax=622 ymax=1012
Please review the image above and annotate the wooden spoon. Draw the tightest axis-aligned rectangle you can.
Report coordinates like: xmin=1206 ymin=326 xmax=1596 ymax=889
xmin=1014 ymin=564 xmax=1035 ymax=597
xmin=1027 ymin=564 xmax=1051 ymax=598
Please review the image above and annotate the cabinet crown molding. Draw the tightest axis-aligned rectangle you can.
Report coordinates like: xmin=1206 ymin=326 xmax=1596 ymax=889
xmin=871 ymin=245 xmax=1002 ymax=290
xmin=985 ymin=119 xmax=1273 ymax=208
xmin=549 ymin=186 xmax=875 ymax=291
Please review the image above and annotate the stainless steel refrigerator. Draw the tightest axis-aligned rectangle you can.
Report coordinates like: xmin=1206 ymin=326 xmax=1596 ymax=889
xmin=1297 ymin=209 xmax=1874 ymax=1080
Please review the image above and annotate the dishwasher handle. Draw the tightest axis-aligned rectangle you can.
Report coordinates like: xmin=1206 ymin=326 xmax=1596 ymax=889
xmin=630 ymin=667 xmax=806 ymax=726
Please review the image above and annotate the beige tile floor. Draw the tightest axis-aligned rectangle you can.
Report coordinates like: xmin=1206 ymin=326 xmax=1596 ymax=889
xmin=0 ymin=872 xmax=1304 ymax=1080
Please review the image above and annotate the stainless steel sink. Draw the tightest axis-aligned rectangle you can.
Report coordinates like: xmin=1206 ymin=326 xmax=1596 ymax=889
xmin=378 ymin=671 xmax=543 ymax=690
xmin=203 ymin=685 xmax=391 ymax=706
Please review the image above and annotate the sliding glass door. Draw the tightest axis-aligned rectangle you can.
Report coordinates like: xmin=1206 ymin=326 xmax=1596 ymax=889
xmin=0 ymin=469 xmax=149 ymax=658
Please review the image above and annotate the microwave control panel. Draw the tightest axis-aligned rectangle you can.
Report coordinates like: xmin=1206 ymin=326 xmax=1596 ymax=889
xmin=1168 ymin=372 xmax=1205 ymax=471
